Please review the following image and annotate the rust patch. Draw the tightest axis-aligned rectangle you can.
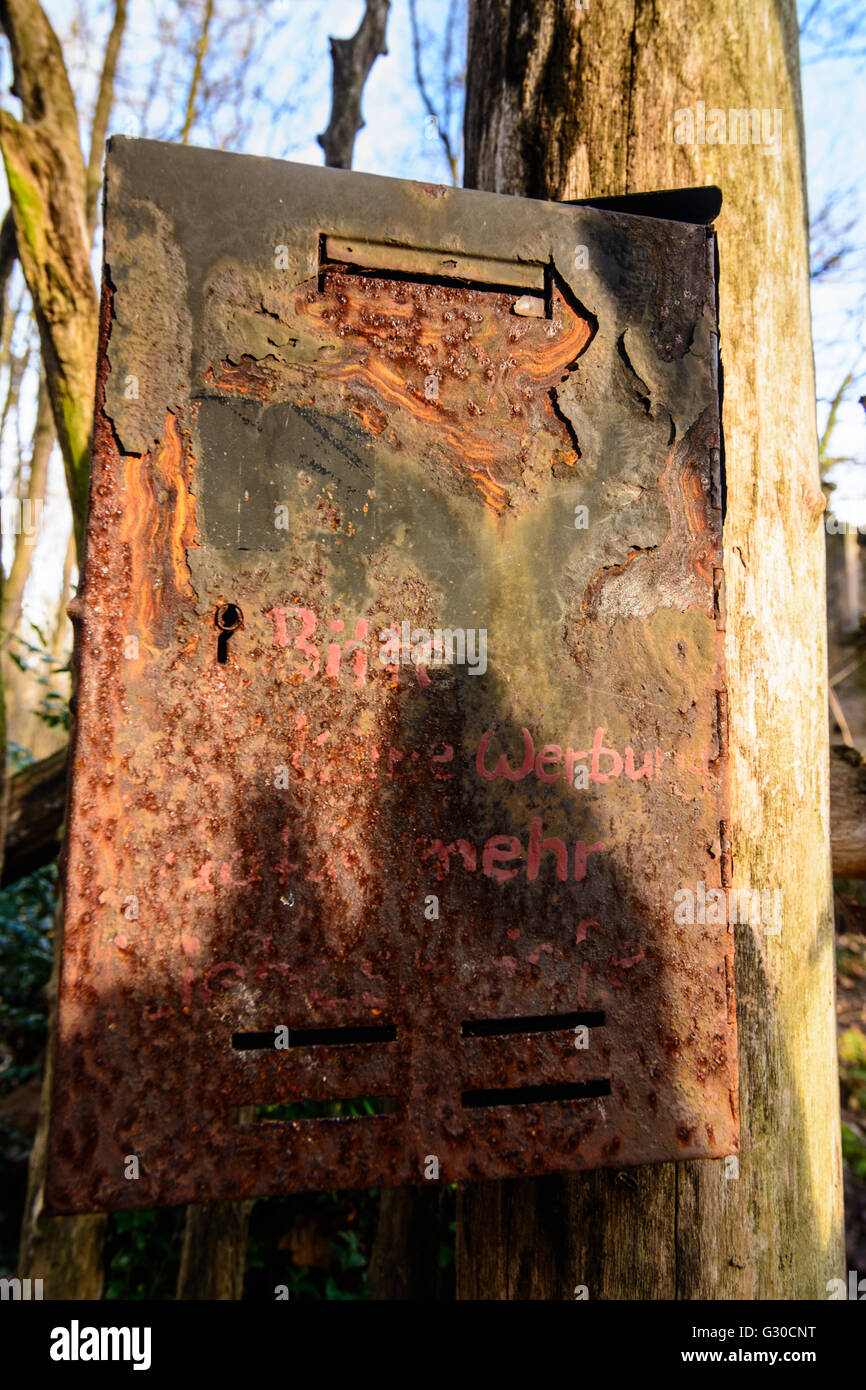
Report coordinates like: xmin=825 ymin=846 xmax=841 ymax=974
xmin=203 ymin=354 xmax=282 ymax=401
xmin=208 ymin=268 xmax=593 ymax=517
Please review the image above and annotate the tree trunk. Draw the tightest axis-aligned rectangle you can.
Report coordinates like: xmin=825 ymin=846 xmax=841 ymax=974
xmin=17 ymin=876 xmax=107 ymax=1297
xmin=458 ymin=0 xmax=844 ymax=1299
xmin=2 ymin=743 xmax=65 ymax=884
xmin=1 ymin=0 xmax=110 ymax=1298
xmin=829 ymin=746 xmax=866 ymax=880
xmin=176 ymin=1200 xmax=253 ymax=1301
xmin=368 ymin=1188 xmax=445 ymax=1300
xmin=0 ymin=0 xmax=98 ymax=561
xmin=1 ymin=371 xmax=53 ymax=640
xmin=842 ymin=528 xmax=861 ymax=635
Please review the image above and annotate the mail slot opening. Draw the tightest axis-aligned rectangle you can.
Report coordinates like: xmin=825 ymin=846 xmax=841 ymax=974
xmin=320 ymin=232 xmax=550 ymax=315
xmin=462 ymin=1081 xmax=612 ymax=1108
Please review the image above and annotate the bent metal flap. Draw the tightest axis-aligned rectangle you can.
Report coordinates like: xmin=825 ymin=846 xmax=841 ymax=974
xmin=46 ymin=138 xmax=736 ymax=1212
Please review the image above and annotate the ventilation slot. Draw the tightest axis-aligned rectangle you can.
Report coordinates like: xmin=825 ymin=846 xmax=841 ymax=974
xmin=461 ymin=1011 xmax=604 ymax=1038
xmin=235 ymin=1097 xmax=397 ymax=1123
xmin=462 ymin=1080 xmax=611 ymax=1109
xmin=232 ymin=1023 xmax=396 ymax=1050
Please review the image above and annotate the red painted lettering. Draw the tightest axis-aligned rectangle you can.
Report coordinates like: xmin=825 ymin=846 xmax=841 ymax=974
xmin=590 ymin=727 xmax=623 ymax=783
xmin=476 ymin=727 xmax=535 ymax=781
xmin=574 ymin=840 xmax=606 ymax=881
xmin=266 ymin=606 xmax=289 ymax=648
xmin=535 ymin=744 xmax=562 ymax=783
xmin=291 ymin=606 xmax=320 ymax=677
xmin=625 ymin=747 xmax=653 ymax=780
xmin=482 ymin=835 xmax=522 ymax=882
xmin=527 ymin=818 xmax=567 ymax=881
xmin=421 ymin=839 xmax=478 ymax=873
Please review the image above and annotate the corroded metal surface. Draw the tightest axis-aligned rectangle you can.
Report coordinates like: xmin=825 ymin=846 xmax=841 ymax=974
xmin=46 ymin=140 xmax=736 ymax=1212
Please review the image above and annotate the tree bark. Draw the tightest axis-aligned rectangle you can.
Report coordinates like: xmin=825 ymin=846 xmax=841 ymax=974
xmin=176 ymin=1199 xmax=253 ymax=1301
xmin=0 ymin=207 xmax=17 ymax=341
xmin=0 ymin=0 xmax=98 ymax=560
xmin=829 ymin=745 xmax=866 ymax=879
xmin=1 ymin=742 xmax=65 ymax=884
xmin=17 ymin=870 xmax=107 ymax=1297
xmin=1 ymin=0 xmax=113 ymax=1298
xmin=318 ymin=0 xmax=390 ymax=169
xmin=368 ymin=1188 xmax=445 ymax=1300
xmin=459 ymin=0 xmax=844 ymax=1299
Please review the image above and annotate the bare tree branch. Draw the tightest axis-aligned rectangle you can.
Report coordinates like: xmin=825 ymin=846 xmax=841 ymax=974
xmin=180 ymin=0 xmax=215 ymax=144
xmin=819 ymin=370 xmax=856 ymax=473
xmin=810 ymin=190 xmax=859 ymax=283
xmin=85 ymin=0 xmax=128 ymax=235
xmin=799 ymin=0 xmax=823 ymax=37
xmin=830 ymin=685 xmax=856 ymax=749
xmin=408 ymin=0 xmax=459 ymax=184
xmin=1 ymin=370 xmax=52 ymax=641
xmin=800 ymin=0 xmax=866 ymax=62
xmin=0 ymin=207 xmax=18 ymax=342
xmin=317 ymin=0 xmax=390 ymax=169
xmin=0 ymin=0 xmax=98 ymax=561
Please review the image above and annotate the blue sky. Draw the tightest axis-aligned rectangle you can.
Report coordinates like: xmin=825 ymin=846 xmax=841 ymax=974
xmin=800 ymin=16 xmax=866 ymax=521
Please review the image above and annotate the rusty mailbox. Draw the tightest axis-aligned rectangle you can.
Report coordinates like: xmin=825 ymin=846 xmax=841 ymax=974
xmin=46 ymin=138 xmax=736 ymax=1212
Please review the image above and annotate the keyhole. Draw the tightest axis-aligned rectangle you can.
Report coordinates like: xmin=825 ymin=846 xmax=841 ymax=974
xmin=215 ymin=603 xmax=243 ymax=663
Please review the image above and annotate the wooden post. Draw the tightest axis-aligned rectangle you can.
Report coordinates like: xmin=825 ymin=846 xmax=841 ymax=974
xmin=176 ymin=1200 xmax=253 ymax=1301
xmin=458 ymin=0 xmax=844 ymax=1299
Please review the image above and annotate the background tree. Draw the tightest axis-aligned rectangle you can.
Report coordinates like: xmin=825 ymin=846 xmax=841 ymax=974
xmin=0 ymin=0 xmax=326 ymax=1302
xmin=1 ymin=0 xmax=118 ymax=1298
xmin=457 ymin=0 xmax=844 ymax=1299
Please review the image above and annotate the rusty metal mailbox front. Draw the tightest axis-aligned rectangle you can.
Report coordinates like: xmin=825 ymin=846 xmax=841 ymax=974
xmin=46 ymin=139 xmax=736 ymax=1212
